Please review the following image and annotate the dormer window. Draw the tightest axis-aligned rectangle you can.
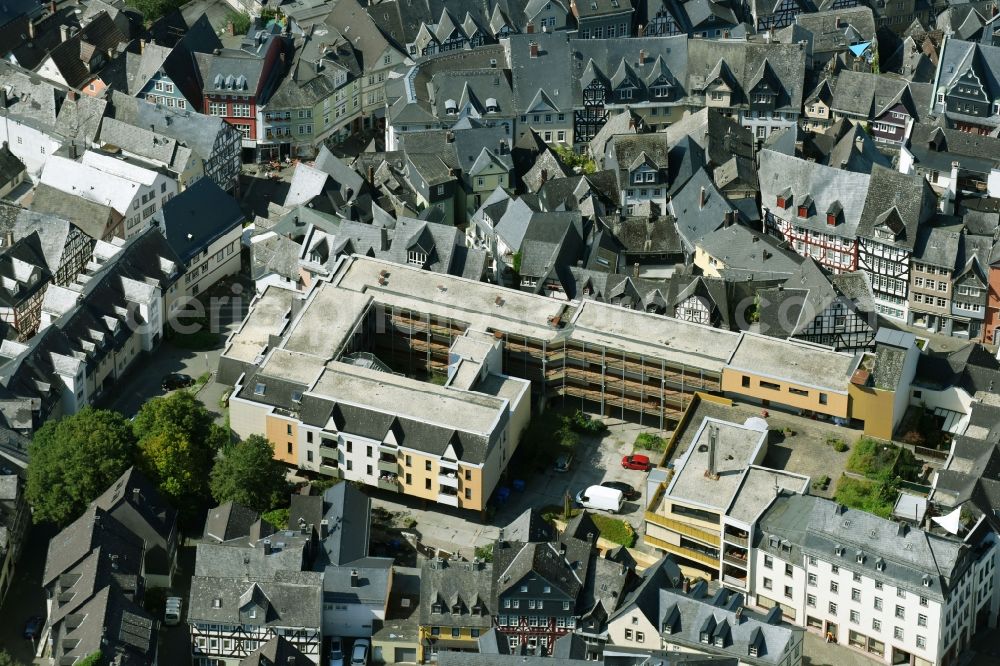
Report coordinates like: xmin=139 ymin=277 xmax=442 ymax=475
xmin=407 ymin=251 xmax=427 ymax=266
xmin=432 ymin=602 xmax=443 ymax=614
xmin=827 ymin=214 xmax=838 ymax=226
xmin=485 ymin=97 xmax=498 ymax=113
xmin=749 ymin=644 xmax=760 ymax=657
xmin=452 ymin=603 xmax=462 ymax=613
xmin=652 ymin=85 xmax=671 ymax=98
xmin=776 ymin=192 xmax=791 ymax=209
xmin=797 ymin=205 xmax=808 ymax=218
xmin=699 ymin=631 xmax=711 ymax=644
xmin=876 ymin=558 xmax=885 ymax=571
xmin=714 ymin=636 xmax=725 ymax=648
xmin=445 ymin=99 xmax=457 ymax=115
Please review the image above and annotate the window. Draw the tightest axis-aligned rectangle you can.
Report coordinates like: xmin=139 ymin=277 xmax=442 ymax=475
xmin=853 ymin=572 xmax=862 ymax=582
xmin=819 ymin=393 xmax=828 ymax=405
xmin=916 ymin=635 xmax=926 ymax=649
xmin=850 ymin=610 xmax=860 ymax=624
xmin=852 ymin=588 xmax=861 ymax=602
xmin=287 ymin=442 xmax=293 ymax=454
xmin=624 ymin=629 xmax=633 ymax=640
xmin=425 ymin=460 xmax=432 ymax=470
xmin=784 ymin=585 xmax=793 ymax=599
xmin=307 ymin=451 xmax=313 ymax=462
xmin=894 ymin=627 xmax=903 ymax=640
xmin=831 ymin=581 xmax=839 ymax=593
xmin=807 ymin=594 xmax=816 ymax=607
xmin=873 ymin=619 xmax=881 ymax=631
xmin=919 ymin=596 xmax=928 ymax=607
xmin=918 ymin=614 xmax=927 ymax=627
xmin=829 ymin=602 xmax=838 ymax=614
xmin=897 ymin=589 xmax=906 ymax=599
xmin=785 ymin=563 xmax=793 ymax=576
xmin=760 ymin=380 xmax=781 ymax=391
xmin=764 ymin=555 xmax=773 ymax=569
xmin=425 ymin=479 xmax=431 ymax=489
xmin=808 ymin=573 xmax=817 ymax=587
xmin=895 ymin=606 xmax=904 ymax=619
xmin=636 ymin=632 xmax=645 ymax=643
xmin=874 ymin=597 xmax=883 ymax=611
xmin=875 ymin=581 xmax=883 ymax=590
xmin=763 ymin=578 xmax=772 ymax=590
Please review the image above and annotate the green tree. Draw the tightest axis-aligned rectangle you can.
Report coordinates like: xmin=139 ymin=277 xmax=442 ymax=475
xmin=553 ymin=145 xmax=597 ymax=174
xmin=0 ymin=648 xmax=27 ymax=666
xmin=76 ymin=654 xmax=102 ymax=666
xmin=133 ymin=392 xmax=227 ymax=515
xmin=210 ymin=435 xmax=289 ymax=512
xmin=226 ymin=10 xmax=252 ymax=35
xmin=26 ymin=408 xmax=136 ymax=525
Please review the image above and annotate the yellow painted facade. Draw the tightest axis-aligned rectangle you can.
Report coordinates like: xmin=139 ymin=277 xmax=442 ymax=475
xmin=721 ymin=368 xmax=850 ymax=419
xmin=265 ymin=414 xmax=299 ymax=465
xmin=848 ymin=383 xmax=897 ymax=440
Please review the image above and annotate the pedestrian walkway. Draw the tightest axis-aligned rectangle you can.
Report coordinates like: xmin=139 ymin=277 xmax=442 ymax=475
xmin=803 ymin=630 xmax=884 ymax=666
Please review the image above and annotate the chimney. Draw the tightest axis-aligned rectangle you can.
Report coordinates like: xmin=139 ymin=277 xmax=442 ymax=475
xmin=367 ymin=165 xmax=375 ymax=183
xmin=699 ymin=186 xmax=706 ymax=209
xmin=854 ymin=134 xmax=864 ymax=151
xmin=527 ymin=21 xmax=535 ymax=34
xmin=132 ymin=487 xmax=140 ymax=502
xmin=4 ymin=230 xmax=13 ymax=248
xmin=69 ymin=143 xmax=78 ymax=159
xmin=139 ymin=39 xmax=146 ymax=54
xmin=351 ymin=569 xmax=360 ymax=587
xmin=682 ymin=577 xmax=691 ymax=594
xmin=0 ymin=88 xmax=6 ymax=109
xmin=262 ymin=539 xmax=271 ymax=555
xmin=60 ymin=23 xmax=70 ymax=42
xmin=49 ymin=0 xmax=55 ymax=14
xmin=28 ymin=19 xmax=35 ymax=39
xmin=67 ymin=90 xmax=77 ymax=102
xmin=529 ymin=42 xmax=539 ymax=58
xmin=638 ymin=24 xmax=645 ymax=37
xmin=540 ymin=168 xmax=548 ymax=184
xmin=639 ymin=49 xmax=646 ymax=65
xmin=446 ymin=131 xmax=455 ymax=143
xmin=632 ymin=262 xmax=640 ymax=278
xmin=705 ymin=425 xmax=719 ymax=480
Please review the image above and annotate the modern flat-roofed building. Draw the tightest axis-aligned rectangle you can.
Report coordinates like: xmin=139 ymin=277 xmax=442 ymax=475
xmin=643 ymin=401 xmax=809 ymax=586
xmin=225 ymin=274 xmax=531 ymax=513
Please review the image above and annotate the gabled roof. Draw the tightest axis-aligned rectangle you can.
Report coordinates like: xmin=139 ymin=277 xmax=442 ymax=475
xmin=155 ymin=177 xmax=244 ymax=262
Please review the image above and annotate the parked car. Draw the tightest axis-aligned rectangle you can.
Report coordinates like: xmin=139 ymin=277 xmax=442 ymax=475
xmin=601 ymin=481 xmax=640 ymax=501
xmin=161 ymin=373 xmax=194 ymax=391
xmin=351 ymin=638 xmax=370 ymax=666
xmin=23 ymin=616 xmax=42 ymax=640
xmin=164 ymin=597 xmax=182 ymax=626
xmin=621 ymin=454 xmax=652 ymax=471
xmin=328 ymin=637 xmax=345 ymax=666
xmin=553 ymin=452 xmax=573 ymax=473
xmin=575 ymin=485 xmax=624 ymax=513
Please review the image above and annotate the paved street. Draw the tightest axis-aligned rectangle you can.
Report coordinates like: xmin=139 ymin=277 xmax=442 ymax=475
xmin=0 ymin=523 xmax=56 ymax=664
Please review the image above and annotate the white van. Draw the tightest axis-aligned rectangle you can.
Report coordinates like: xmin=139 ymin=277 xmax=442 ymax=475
xmin=575 ymin=485 xmax=624 ymax=513
xmin=164 ymin=597 xmax=182 ymax=626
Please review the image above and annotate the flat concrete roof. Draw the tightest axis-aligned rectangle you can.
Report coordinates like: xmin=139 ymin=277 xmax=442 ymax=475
xmin=333 ymin=256 xmax=566 ymax=341
xmin=311 ymin=361 xmax=508 ymax=436
xmin=665 ymin=417 xmax=768 ymax=512
xmin=570 ymin=301 xmax=741 ymax=372
xmin=727 ymin=466 xmax=810 ymax=525
xmin=258 ymin=348 xmax=326 ymax=386
xmin=282 ymin=281 xmax=373 ymax=361
xmin=725 ymin=332 xmax=859 ymax=393
xmin=223 ymin=286 xmax=297 ymax=363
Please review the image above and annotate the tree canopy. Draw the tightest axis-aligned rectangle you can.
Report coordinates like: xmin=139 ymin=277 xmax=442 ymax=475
xmin=133 ymin=391 xmax=228 ymax=515
xmin=26 ymin=408 xmax=136 ymax=525
xmin=210 ymin=434 xmax=289 ymax=512
xmin=0 ymin=648 xmax=27 ymax=666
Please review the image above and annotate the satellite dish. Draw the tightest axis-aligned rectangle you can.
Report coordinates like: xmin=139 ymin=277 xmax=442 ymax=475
xmin=932 ymin=507 xmax=962 ymax=535
xmin=743 ymin=417 xmax=769 ymax=432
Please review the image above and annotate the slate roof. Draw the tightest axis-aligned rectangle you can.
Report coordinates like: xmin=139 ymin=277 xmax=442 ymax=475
xmin=698 ymin=223 xmax=803 ymax=280
xmin=493 ymin=536 xmax=592 ymax=602
xmin=42 ymin=11 xmax=128 ymax=89
xmin=501 ymin=507 xmax=555 ymax=544
xmin=686 ymin=39 xmax=807 ymax=110
xmin=509 ymin=32 xmax=574 ymax=114
xmin=757 ymin=494 xmax=969 ymax=601
xmin=189 ymin=571 xmax=323 ymax=628
xmin=319 ymin=482 xmax=371 ymax=566
xmin=758 ymin=149 xmax=871 ymax=240
xmin=28 ymin=183 xmax=119 ymax=241
xmin=49 ymin=586 xmax=158 ymax=666
xmin=857 ymin=165 xmax=935 ymax=250
xmin=669 ymin=169 xmax=735 ymax=252
xmin=830 ymin=70 xmax=932 ymax=120
xmin=154 ymin=177 xmax=244 ymax=262
xmin=205 ymin=501 xmax=261 ymax=543
xmin=794 ymin=6 xmax=876 ymax=54
xmin=0 ymin=143 xmax=25 ymax=189
xmin=419 ymin=558 xmax=495 ymax=629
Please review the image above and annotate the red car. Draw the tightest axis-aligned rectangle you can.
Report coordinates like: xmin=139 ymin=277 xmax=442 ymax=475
xmin=622 ymin=454 xmax=652 ymax=471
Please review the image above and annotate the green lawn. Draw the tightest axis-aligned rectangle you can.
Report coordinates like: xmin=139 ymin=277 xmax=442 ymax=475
xmin=590 ymin=514 xmax=636 ymax=547
xmin=834 ymin=476 xmax=895 ymax=519
xmin=634 ymin=432 xmax=667 ymax=452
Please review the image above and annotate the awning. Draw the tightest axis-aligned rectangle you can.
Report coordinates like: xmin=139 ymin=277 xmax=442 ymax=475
xmin=422 ymin=639 xmax=478 ymax=649
xmin=932 ymin=407 xmax=966 ymax=434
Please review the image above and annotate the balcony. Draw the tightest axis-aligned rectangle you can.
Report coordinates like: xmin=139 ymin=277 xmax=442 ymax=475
xmin=644 ymin=512 xmax=720 ymax=547
xmin=377 ymin=474 xmax=400 ymax=492
xmin=724 ymin=532 xmax=749 ymax=547
xmin=378 ymin=458 xmax=400 ymax=474
xmin=438 ymin=471 xmax=460 ymax=488
xmin=644 ymin=534 xmax=718 ymax=568
xmin=437 ymin=492 xmax=459 ymax=507
xmin=723 ymin=574 xmax=748 ymax=589
xmin=722 ymin=551 xmax=749 ymax=568
xmin=320 ymin=464 xmax=341 ymax=478
xmin=319 ymin=444 xmax=338 ymax=458
xmin=439 ymin=458 xmax=459 ymax=472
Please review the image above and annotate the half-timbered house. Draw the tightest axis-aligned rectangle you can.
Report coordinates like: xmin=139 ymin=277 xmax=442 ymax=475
xmin=856 ymin=166 xmax=937 ymax=321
